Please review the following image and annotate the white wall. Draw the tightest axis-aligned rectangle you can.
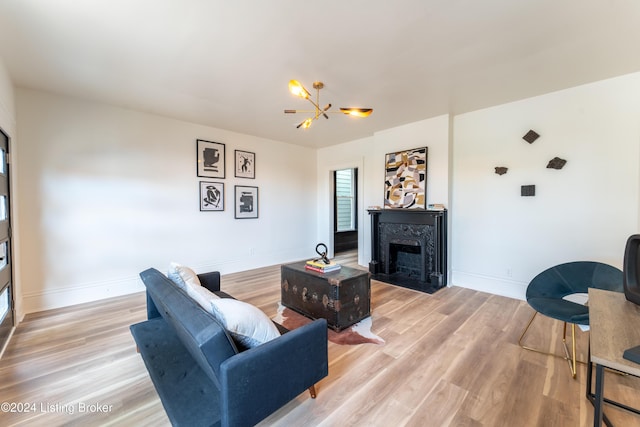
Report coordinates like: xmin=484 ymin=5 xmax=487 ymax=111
xmin=16 ymin=89 xmax=318 ymax=313
xmin=14 ymin=72 xmax=640 ymax=314
xmin=451 ymin=72 xmax=640 ymax=299
xmin=0 ymin=59 xmax=14 ymax=136
xmin=317 ymin=115 xmax=451 ymax=267
xmin=318 ymin=74 xmax=640 ymax=302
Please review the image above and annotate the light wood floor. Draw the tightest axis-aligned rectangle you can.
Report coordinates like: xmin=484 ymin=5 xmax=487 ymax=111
xmin=1 ymin=251 xmax=639 ymax=426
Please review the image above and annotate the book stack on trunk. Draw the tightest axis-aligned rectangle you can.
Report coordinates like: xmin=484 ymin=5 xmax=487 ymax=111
xmin=305 ymin=259 xmax=341 ymax=273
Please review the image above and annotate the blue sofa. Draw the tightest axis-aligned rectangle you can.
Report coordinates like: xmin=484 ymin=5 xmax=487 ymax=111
xmin=130 ymin=268 xmax=328 ymax=427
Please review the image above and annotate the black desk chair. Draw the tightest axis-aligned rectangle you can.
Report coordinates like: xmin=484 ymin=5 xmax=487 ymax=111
xmin=518 ymin=261 xmax=623 ymax=378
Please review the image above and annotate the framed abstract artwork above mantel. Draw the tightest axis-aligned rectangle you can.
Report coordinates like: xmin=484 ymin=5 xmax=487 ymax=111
xmin=384 ymin=146 xmax=427 ymax=209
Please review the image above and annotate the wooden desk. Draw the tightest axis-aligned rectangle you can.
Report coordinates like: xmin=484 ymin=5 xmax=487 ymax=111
xmin=588 ymin=288 xmax=640 ymax=426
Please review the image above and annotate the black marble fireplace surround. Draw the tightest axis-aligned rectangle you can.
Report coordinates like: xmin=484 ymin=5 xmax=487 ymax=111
xmin=368 ymin=209 xmax=447 ymax=293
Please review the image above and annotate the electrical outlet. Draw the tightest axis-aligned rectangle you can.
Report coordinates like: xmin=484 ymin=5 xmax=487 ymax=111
xmin=506 ymin=268 xmax=513 ymax=278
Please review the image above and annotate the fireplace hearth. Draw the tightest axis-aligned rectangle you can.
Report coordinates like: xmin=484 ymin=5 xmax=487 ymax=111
xmin=368 ymin=209 xmax=447 ymax=293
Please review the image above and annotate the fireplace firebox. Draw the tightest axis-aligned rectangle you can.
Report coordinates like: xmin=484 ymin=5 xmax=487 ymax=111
xmin=389 ymin=242 xmax=424 ymax=281
xmin=368 ymin=209 xmax=447 ymax=293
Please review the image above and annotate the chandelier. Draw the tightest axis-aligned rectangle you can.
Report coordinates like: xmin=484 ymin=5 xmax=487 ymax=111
xmin=284 ymin=80 xmax=373 ymax=129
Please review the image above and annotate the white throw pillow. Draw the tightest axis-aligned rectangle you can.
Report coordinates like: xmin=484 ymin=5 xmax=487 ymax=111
xmin=168 ymin=262 xmax=201 ymax=290
xmin=167 ymin=262 xmax=220 ymax=310
xmin=209 ymin=299 xmax=281 ymax=349
xmin=186 ymin=283 xmax=221 ymax=310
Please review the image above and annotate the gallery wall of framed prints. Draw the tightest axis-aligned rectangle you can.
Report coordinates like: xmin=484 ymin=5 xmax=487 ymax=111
xmin=196 ymin=139 xmax=258 ymax=219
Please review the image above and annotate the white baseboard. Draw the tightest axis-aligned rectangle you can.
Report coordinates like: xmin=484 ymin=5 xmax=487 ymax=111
xmin=21 ymin=268 xmax=530 ymax=314
xmin=19 ymin=251 xmax=305 ymax=314
xmin=451 ymin=270 xmax=527 ymax=301
xmin=22 ymin=276 xmax=145 ymax=314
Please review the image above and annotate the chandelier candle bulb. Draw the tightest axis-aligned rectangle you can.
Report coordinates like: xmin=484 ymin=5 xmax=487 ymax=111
xmin=288 ymin=80 xmax=310 ymax=99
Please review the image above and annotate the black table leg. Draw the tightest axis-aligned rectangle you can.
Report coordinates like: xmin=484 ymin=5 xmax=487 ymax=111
xmin=594 ymin=363 xmax=605 ymax=427
xmin=586 ymin=345 xmax=593 ymax=399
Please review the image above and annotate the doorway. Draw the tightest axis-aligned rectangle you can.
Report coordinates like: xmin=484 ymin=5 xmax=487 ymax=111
xmin=333 ymin=168 xmax=358 ymax=254
xmin=0 ymin=127 xmax=13 ymax=355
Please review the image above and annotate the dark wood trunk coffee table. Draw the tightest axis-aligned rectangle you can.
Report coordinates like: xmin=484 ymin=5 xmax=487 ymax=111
xmin=280 ymin=261 xmax=371 ymax=332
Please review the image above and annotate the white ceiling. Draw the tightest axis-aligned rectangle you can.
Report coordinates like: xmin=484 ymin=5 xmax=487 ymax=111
xmin=1 ymin=0 xmax=639 ymax=148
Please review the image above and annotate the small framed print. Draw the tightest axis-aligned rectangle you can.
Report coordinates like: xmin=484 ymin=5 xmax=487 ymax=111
xmin=197 ymin=139 xmax=225 ymax=178
xmin=235 ymin=150 xmax=255 ymax=179
xmin=200 ymin=181 xmax=224 ymax=211
xmin=234 ymin=185 xmax=258 ymax=219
